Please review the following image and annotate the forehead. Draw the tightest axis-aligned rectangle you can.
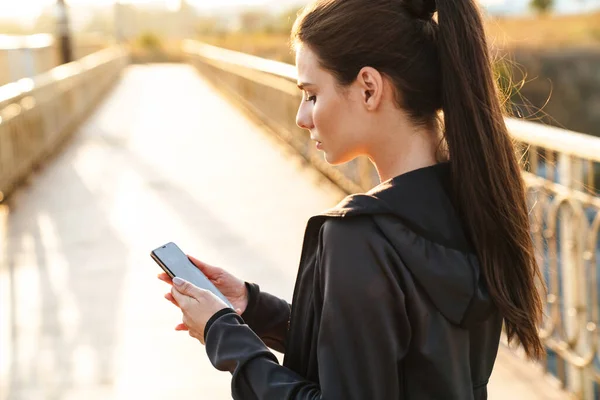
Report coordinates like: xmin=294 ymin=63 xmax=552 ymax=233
xmin=295 ymin=45 xmax=320 ymax=80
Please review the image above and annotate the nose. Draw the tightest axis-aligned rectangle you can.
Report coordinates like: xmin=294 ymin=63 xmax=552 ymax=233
xmin=296 ymin=102 xmax=314 ymax=130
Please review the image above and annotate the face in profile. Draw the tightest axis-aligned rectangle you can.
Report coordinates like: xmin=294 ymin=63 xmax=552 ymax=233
xmin=295 ymin=44 xmax=368 ymax=166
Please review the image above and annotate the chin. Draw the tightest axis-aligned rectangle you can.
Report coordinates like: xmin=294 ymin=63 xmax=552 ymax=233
xmin=323 ymin=151 xmax=340 ymax=165
xmin=324 ymin=151 xmax=355 ymax=166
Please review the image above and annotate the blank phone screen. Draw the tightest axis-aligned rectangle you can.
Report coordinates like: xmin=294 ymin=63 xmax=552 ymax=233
xmin=152 ymin=242 xmax=233 ymax=309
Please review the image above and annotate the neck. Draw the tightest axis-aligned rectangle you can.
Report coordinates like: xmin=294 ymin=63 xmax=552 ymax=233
xmin=367 ymin=124 xmax=440 ymax=183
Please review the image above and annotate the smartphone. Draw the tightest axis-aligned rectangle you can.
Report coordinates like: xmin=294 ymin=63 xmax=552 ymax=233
xmin=151 ymin=242 xmax=234 ymax=309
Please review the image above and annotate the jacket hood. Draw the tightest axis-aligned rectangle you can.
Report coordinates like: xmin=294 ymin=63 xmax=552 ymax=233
xmin=318 ymin=162 xmax=495 ymax=327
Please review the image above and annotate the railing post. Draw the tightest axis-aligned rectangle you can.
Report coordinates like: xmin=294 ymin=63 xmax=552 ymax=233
xmin=559 ymin=154 xmax=593 ymax=399
xmin=56 ymin=0 xmax=73 ymax=64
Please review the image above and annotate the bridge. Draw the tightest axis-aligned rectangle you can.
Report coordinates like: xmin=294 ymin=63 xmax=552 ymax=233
xmin=0 ymin=40 xmax=599 ymax=399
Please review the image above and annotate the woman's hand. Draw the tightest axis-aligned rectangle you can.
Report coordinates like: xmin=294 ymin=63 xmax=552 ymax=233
xmin=169 ymin=277 xmax=231 ymax=344
xmin=158 ymin=255 xmax=249 ymax=313
xmin=158 ymin=255 xmax=249 ymax=342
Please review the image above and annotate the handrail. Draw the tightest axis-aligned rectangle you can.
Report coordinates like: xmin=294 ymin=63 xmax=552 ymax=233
xmin=506 ymin=118 xmax=600 ymax=163
xmin=182 ymin=40 xmax=297 ymax=81
xmin=0 ymin=33 xmax=54 ymax=50
xmin=182 ymin=39 xmax=600 ymax=162
xmin=0 ymin=46 xmax=129 ymax=201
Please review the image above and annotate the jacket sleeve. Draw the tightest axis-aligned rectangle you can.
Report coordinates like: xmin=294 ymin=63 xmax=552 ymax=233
xmin=241 ymin=282 xmax=291 ymax=353
xmin=204 ymin=216 xmax=411 ymax=399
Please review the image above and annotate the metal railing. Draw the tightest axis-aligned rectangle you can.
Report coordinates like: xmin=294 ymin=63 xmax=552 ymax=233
xmin=0 ymin=46 xmax=129 ymax=201
xmin=182 ymin=39 xmax=600 ymax=399
xmin=511 ymin=118 xmax=600 ymax=399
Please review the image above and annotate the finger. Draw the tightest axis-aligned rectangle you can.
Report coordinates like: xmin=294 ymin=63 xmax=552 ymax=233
xmin=175 ymin=323 xmax=188 ymax=331
xmin=172 ymin=277 xmax=204 ymax=301
xmin=187 ymin=255 xmax=221 ymax=278
xmin=157 ymin=273 xmax=173 ymax=285
xmin=164 ymin=292 xmax=179 ymax=308
xmin=171 ymin=285 xmax=192 ymax=308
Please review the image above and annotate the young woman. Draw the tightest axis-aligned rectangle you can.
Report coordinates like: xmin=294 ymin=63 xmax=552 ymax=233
xmin=159 ymin=0 xmax=545 ymax=397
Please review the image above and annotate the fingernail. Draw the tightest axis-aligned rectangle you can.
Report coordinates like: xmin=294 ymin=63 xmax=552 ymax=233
xmin=173 ymin=277 xmax=184 ymax=286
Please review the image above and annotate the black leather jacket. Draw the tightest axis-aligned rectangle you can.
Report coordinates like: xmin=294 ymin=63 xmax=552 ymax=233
xmin=203 ymin=162 xmax=503 ymax=399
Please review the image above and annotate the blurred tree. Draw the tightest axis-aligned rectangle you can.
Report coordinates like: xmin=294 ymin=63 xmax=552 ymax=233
xmin=137 ymin=32 xmax=162 ymax=50
xmin=530 ymin=0 xmax=554 ymax=14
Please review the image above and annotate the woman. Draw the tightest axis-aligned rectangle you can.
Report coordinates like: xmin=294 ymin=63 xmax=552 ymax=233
xmin=158 ymin=0 xmax=545 ymax=397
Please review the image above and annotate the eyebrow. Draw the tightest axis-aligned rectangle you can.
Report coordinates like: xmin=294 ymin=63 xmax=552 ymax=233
xmin=297 ymin=82 xmax=315 ymax=90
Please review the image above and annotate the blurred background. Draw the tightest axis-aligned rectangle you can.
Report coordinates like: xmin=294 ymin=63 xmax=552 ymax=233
xmin=0 ymin=0 xmax=599 ymax=136
xmin=0 ymin=1 xmax=599 ymax=400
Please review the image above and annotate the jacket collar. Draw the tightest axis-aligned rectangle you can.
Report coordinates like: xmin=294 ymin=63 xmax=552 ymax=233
xmin=317 ymin=162 xmax=473 ymax=253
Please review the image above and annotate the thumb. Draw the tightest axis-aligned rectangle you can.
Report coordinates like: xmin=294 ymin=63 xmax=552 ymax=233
xmin=172 ymin=277 xmax=202 ymax=301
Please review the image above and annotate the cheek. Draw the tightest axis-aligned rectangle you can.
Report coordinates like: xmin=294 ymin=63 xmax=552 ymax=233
xmin=313 ymin=98 xmax=363 ymax=164
xmin=311 ymin=104 xmax=325 ymax=131
xmin=312 ymin=97 xmax=341 ymax=137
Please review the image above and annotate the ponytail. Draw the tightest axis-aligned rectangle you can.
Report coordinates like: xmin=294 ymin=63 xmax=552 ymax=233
xmin=291 ymin=0 xmax=546 ymax=360
xmin=435 ymin=0 xmax=545 ymax=359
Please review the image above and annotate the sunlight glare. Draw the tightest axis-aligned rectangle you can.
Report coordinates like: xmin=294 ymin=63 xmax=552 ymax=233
xmin=165 ymin=0 xmax=181 ymax=12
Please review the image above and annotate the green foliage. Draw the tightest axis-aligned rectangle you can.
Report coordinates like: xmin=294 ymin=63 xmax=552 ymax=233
xmin=136 ymin=32 xmax=162 ymax=50
xmin=530 ymin=0 xmax=554 ymax=15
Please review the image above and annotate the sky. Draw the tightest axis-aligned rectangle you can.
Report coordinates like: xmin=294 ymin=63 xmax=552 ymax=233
xmin=0 ymin=0 xmax=597 ymax=25
xmin=0 ymin=0 xmax=274 ymax=22
xmin=0 ymin=0 xmax=506 ymax=20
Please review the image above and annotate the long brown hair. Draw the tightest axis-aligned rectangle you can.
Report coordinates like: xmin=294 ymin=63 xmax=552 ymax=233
xmin=292 ymin=0 xmax=545 ymax=359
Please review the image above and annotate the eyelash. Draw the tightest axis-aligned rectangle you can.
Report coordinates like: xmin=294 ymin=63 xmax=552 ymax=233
xmin=305 ymin=95 xmax=316 ymax=103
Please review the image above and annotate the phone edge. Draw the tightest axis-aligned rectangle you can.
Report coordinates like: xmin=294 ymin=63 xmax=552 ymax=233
xmin=151 ymin=251 xmax=175 ymax=279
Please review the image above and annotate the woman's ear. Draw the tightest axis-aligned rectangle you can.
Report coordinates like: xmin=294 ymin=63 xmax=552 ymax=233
xmin=356 ymin=67 xmax=384 ymax=111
